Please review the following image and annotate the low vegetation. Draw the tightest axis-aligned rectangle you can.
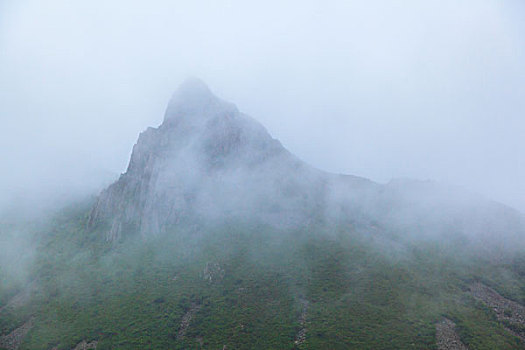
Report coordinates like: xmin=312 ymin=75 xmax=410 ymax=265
xmin=0 ymin=201 xmax=524 ymax=349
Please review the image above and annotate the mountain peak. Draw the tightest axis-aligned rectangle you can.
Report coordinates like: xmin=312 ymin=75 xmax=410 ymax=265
xmin=90 ymin=79 xmax=296 ymax=238
xmin=177 ymin=77 xmax=213 ymax=98
xmin=163 ymin=78 xmax=235 ymax=123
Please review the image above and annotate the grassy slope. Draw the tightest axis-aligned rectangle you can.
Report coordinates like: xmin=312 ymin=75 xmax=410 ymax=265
xmin=0 ymin=202 xmax=524 ymax=349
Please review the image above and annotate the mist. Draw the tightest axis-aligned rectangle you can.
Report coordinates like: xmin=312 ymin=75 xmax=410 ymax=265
xmin=1 ymin=0 xmax=525 ymax=215
xmin=2 ymin=3 xmax=525 ymax=348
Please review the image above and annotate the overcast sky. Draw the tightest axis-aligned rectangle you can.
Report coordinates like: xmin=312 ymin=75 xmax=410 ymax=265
xmin=1 ymin=0 xmax=524 ymax=212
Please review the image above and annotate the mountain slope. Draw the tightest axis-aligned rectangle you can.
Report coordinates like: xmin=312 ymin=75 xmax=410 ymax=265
xmin=1 ymin=80 xmax=524 ymax=349
xmin=89 ymin=79 xmax=525 ymax=256
xmin=89 ymin=78 xmax=343 ymax=239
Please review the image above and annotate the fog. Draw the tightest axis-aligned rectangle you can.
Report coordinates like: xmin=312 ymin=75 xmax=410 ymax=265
xmin=1 ymin=3 xmax=525 ymax=342
xmin=1 ymin=0 xmax=525 ymax=214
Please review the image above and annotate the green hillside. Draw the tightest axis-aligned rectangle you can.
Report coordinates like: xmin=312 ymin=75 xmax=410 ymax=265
xmin=1 ymin=200 xmax=524 ymax=349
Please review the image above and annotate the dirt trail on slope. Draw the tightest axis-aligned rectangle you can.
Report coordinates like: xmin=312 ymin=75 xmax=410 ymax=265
xmin=469 ymin=282 xmax=525 ymax=341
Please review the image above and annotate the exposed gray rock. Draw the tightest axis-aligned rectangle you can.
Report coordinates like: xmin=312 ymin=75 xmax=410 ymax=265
xmin=89 ymin=79 xmax=374 ymax=239
xmin=435 ymin=318 xmax=468 ymax=350
xmin=202 ymin=262 xmax=225 ymax=283
xmin=88 ymin=79 xmax=525 ymax=259
xmin=470 ymin=282 xmax=525 ymax=341
xmin=294 ymin=298 xmax=309 ymax=346
xmin=177 ymin=302 xmax=201 ymax=340
xmin=0 ymin=317 xmax=34 ymax=350
xmin=72 ymin=340 xmax=98 ymax=350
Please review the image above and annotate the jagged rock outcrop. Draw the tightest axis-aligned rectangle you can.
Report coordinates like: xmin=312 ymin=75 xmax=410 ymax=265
xmin=88 ymin=79 xmax=525 ymax=255
xmin=89 ymin=79 xmax=373 ymax=239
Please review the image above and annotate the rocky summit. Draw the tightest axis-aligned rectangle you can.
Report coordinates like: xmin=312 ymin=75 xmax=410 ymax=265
xmin=89 ymin=79 xmax=524 ymax=257
xmin=89 ymin=79 xmax=375 ymax=240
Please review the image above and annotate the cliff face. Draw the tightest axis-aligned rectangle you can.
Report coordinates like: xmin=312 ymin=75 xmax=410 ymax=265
xmin=89 ymin=79 xmax=525 ymax=255
xmin=89 ymin=79 xmax=360 ymax=239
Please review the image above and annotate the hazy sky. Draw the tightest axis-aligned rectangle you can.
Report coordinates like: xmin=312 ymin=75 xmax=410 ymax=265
xmin=1 ymin=0 xmax=524 ymax=212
